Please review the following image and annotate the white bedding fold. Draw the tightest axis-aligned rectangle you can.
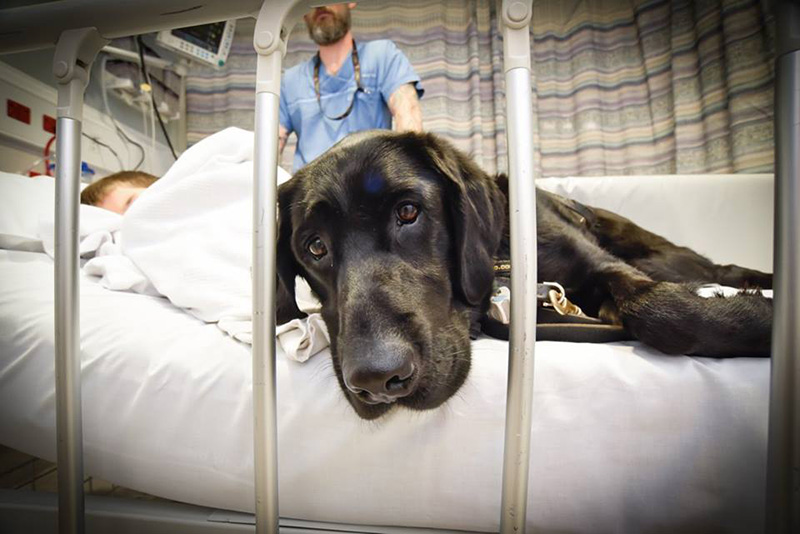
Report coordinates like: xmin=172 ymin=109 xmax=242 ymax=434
xmin=37 ymin=202 xmax=160 ymax=296
xmin=38 ymin=203 xmax=121 ymax=259
xmin=18 ymin=128 xmax=325 ymax=360
xmin=121 ymin=127 xmax=258 ymax=328
xmin=117 ymin=127 xmax=325 ymax=359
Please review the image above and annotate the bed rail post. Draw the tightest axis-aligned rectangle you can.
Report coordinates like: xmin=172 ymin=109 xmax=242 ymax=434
xmin=252 ymin=1 xmax=311 ymax=532
xmin=498 ymin=1 xmax=537 ymax=532
xmin=51 ymin=28 xmax=108 ymax=534
xmin=767 ymin=1 xmax=800 ymax=532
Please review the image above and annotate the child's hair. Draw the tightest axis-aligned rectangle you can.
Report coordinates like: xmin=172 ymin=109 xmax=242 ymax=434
xmin=80 ymin=171 xmax=159 ymax=206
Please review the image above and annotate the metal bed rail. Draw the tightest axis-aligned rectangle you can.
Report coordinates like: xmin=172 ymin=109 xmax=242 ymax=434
xmin=51 ymin=28 xmax=109 ymax=534
xmin=497 ymin=2 xmax=538 ymax=531
xmin=766 ymin=1 xmax=800 ymax=532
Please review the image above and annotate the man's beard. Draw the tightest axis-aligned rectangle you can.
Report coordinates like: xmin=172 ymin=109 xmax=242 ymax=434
xmin=306 ymin=8 xmax=351 ymax=46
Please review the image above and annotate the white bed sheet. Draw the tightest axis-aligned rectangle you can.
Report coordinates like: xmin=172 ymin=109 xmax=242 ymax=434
xmin=0 ymin=248 xmax=770 ymax=533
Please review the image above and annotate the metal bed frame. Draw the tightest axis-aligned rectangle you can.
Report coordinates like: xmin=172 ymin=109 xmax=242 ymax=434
xmin=0 ymin=0 xmax=797 ymax=532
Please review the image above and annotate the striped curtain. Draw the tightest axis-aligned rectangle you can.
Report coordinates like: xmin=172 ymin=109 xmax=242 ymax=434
xmin=186 ymin=0 xmax=774 ymax=176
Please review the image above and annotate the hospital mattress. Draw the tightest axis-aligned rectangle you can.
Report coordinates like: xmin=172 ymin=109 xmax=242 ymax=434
xmin=0 ymin=244 xmax=770 ymax=533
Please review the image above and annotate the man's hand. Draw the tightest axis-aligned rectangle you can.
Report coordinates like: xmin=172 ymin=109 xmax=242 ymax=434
xmin=388 ymin=83 xmax=423 ymax=132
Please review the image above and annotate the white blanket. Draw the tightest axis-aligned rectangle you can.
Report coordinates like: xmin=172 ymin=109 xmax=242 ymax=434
xmin=121 ymin=127 xmax=327 ymax=359
xmin=123 ymin=128 xmax=260 ymax=325
xmin=34 ymin=128 xmax=328 ymax=362
xmin=34 ymin=198 xmax=160 ymax=296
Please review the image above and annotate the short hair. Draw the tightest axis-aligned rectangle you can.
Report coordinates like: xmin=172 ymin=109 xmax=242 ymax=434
xmin=80 ymin=171 xmax=159 ymax=206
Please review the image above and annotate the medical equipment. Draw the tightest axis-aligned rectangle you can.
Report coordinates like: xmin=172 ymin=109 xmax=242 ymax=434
xmin=99 ymin=53 xmax=147 ymax=171
xmin=156 ymin=21 xmax=236 ymax=69
xmin=137 ymin=36 xmax=178 ymax=160
xmin=0 ymin=55 xmax=174 ymax=176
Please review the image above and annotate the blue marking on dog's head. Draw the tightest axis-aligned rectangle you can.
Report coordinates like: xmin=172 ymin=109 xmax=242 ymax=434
xmin=363 ymin=172 xmax=385 ymax=195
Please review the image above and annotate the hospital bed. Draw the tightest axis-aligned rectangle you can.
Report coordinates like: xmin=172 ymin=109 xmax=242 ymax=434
xmin=0 ymin=1 xmax=797 ymax=533
xmin=0 ymin=167 xmax=778 ymax=534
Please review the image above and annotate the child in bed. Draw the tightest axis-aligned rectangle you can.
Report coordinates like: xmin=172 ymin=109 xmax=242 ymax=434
xmin=80 ymin=170 xmax=158 ymax=214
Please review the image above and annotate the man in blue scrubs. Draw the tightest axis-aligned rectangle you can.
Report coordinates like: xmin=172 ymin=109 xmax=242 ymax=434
xmin=279 ymin=3 xmax=424 ymax=171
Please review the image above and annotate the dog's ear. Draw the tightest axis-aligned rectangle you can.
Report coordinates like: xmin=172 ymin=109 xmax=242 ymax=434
xmin=424 ymin=135 xmax=506 ymax=307
xmin=276 ymin=179 xmax=306 ymax=324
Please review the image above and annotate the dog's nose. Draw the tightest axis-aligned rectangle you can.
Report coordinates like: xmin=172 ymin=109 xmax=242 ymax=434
xmin=343 ymin=340 xmax=417 ymax=404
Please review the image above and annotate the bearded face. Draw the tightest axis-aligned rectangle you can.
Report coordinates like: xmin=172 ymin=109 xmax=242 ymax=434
xmin=304 ymin=5 xmax=352 ymax=46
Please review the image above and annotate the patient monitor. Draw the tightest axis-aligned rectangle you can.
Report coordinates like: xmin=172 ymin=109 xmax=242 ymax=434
xmin=156 ymin=20 xmax=235 ymax=68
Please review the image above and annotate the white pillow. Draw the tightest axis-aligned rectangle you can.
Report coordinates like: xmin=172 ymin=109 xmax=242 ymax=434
xmin=0 ymin=172 xmax=56 ymax=252
xmin=0 ymin=171 xmax=111 ymax=254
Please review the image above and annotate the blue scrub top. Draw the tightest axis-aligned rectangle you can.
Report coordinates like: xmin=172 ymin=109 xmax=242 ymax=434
xmin=279 ymin=39 xmax=423 ymax=172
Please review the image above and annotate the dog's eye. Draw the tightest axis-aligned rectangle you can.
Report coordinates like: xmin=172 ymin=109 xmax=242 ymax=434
xmin=396 ymin=202 xmax=419 ymax=225
xmin=307 ymin=237 xmax=328 ymax=260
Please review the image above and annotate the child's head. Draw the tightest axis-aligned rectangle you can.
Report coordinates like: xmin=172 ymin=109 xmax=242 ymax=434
xmin=80 ymin=171 xmax=158 ymax=214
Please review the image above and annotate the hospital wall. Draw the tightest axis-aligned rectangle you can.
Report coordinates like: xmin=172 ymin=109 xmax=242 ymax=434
xmin=0 ymin=47 xmax=178 ymax=179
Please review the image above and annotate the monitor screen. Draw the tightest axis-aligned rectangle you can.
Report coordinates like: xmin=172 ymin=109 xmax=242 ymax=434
xmin=171 ymin=22 xmax=226 ymax=53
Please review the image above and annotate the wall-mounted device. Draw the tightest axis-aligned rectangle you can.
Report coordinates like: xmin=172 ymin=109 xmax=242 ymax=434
xmin=156 ymin=20 xmax=235 ymax=69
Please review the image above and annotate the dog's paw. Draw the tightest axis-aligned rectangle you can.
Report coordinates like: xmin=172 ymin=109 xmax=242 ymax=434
xmin=617 ymin=281 xmax=703 ymax=355
xmin=597 ymin=299 xmax=622 ymax=325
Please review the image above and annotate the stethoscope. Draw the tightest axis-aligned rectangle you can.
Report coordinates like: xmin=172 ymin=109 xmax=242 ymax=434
xmin=313 ymin=39 xmax=370 ymax=121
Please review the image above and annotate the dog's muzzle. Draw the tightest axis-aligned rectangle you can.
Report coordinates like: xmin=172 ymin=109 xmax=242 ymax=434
xmin=342 ymin=337 xmax=418 ymax=404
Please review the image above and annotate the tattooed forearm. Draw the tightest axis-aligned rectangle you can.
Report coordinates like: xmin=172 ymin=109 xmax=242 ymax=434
xmin=278 ymin=125 xmax=289 ymax=155
xmin=388 ymin=83 xmax=423 ymax=132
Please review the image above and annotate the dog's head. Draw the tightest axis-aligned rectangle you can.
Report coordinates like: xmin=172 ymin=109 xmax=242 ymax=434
xmin=277 ymin=131 xmax=505 ymax=419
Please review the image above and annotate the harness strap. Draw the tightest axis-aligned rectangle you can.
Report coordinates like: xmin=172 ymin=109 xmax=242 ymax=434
xmin=485 ymin=259 xmax=634 ymax=343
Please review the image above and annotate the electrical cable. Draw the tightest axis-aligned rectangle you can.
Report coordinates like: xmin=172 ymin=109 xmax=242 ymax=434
xmin=99 ymin=54 xmax=130 ymax=166
xmin=150 ymin=93 xmax=156 ymax=157
xmin=43 ymin=135 xmax=56 ymax=176
xmin=82 ymin=132 xmax=124 ymax=171
xmin=136 ymin=36 xmax=178 ymax=161
xmin=100 ymin=54 xmax=146 ymax=170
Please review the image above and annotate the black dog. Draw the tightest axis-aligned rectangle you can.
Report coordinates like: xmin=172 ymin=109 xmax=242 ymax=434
xmin=276 ymin=130 xmax=773 ymax=420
